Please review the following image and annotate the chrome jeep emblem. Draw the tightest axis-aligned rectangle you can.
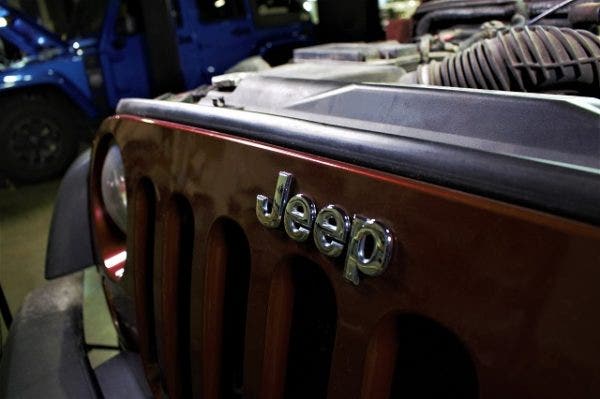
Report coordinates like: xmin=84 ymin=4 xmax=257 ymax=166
xmin=256 ymin=171 xmax=293 ymax=228
xmin=284 ymin=194 xmax=317 ymax=242
xmin=344 ymin=216 xmax=393 ymax=285
xmin=256 ymin=171 xmax=394 ymax=285
xmin=314 ymin=205 xmax=350 ymax=258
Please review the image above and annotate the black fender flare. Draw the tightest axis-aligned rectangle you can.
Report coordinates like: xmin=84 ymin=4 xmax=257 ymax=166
xmin=45 ymin=150 xmax=95 ymax=280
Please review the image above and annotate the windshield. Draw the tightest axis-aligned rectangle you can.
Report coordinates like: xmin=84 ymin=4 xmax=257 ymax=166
xmin=0 ymin=35 xmax=23 ymax=66
xmin=251 ymin=0 xmax=312 ymax=26
xmin=5 ymin=0 xmax=108 ymax=39
xmin=255 ymin=0 xmax=303 ymax=16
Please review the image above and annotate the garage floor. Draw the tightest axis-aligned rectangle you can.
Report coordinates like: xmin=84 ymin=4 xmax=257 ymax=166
xmin=0 ymin=180 xmax=118 ymax=367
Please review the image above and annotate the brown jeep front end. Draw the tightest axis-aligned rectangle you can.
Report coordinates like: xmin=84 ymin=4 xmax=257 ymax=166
xmin=88 ymin=72 xmax=600 ymax=398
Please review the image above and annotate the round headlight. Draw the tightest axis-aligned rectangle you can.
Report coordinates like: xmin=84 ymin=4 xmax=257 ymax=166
xmin=101 ymin=144 xmax=127 ymax=232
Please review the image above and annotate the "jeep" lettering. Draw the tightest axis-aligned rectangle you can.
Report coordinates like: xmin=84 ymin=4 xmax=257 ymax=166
xmin=256 ymin=171 xmax=393 ymax=285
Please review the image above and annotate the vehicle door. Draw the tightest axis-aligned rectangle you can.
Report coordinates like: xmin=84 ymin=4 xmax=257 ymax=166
xmin=173 ymin=0 xmax=256 ymax=88
xmin=98 ymin=0 xmax=150 ymax=108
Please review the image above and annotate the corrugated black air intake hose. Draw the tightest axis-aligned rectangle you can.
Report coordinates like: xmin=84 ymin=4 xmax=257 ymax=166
xmin=402 ymin=26 xmax=600 ymax=96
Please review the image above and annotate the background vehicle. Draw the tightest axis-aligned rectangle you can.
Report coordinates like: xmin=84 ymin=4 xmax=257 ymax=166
xmin=0 ymin=0 xmax=312 ymax=182
xmin=1 ymin=1 xmax=599 ymax=398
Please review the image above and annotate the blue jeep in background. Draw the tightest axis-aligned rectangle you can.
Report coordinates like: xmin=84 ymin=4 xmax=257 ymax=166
xmin=0 ymin=0 xmax=312 ymax=182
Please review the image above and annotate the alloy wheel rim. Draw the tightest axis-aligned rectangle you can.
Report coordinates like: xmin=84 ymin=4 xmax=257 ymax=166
xmin=9 ymin=117 xmax=62 ymax=168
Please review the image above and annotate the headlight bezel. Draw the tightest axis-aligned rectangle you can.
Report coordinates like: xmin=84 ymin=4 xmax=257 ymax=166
xmin=90 ymin=134 xmax=128 ymax=282
xmin=100 ymin=143 xmax=128 ymax=234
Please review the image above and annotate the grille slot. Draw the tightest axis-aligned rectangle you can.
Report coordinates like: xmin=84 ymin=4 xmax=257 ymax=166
xmin=363 ymin=314 xmax=479 ymax=399
xmin=285 ymin=258 xmax=337 ymax=398
xmin=159 ymin=195 xmax=194 ymax=398
xmin=389 ymin=315 xmax=478 ymax=398
xmin=131 ymin=178 xmax=161 ymax=388
xmin=201 ymin=218 xmax=251 ymax=399
xmin=263 ymin=257 xmax=337 ymax=399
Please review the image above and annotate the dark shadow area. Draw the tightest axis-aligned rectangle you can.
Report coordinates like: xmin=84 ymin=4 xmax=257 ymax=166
xmin=284 ymin=257 xmax=337 ymax=399
xmin=390 ymin=314 xmax=479 ymax=399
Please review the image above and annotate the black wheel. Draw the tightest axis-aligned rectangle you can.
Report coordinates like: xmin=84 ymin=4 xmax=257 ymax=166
xmin=0 ymin=90 xmax=80 ymax=183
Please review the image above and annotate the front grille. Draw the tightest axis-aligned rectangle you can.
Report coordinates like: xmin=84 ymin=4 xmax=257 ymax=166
xmin=131 ymin=187 xmax=342 ymax=398
xmin=120 ymin=122 xmax=480 ymax=399
xmin=93 ymin=114 xmax=600 ymax=399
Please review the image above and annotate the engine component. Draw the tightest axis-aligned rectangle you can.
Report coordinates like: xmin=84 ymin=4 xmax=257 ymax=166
xmin=527 ymin=0 xmax=579 ymax=25
xmin=292 ymin=41 xmax=421 ymax=71
xmin=412 ymin=0 xmax=590 ymax=41
xmin=568 ymin=2 xmax=600 ymax=26
xmin=402 ymin=26 xmax=600 ymax=96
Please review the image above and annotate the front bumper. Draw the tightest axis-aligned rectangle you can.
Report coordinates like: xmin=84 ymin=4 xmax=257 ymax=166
xmin=0 ymin=273 xmax=100 ymax=398
xmin=0 ymin=272 xmax=151 ymax=398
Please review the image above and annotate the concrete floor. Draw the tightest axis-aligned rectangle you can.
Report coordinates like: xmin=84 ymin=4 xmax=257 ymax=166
xmin=0 ymin=180 xmax=118 ymax=367
xmin=0 ymin=180 xmax=59 ymax=318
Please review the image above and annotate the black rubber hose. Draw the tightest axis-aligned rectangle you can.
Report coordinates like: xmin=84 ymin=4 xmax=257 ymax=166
xmin=403 ymin=26 xmax=600 ymax=96
xmin=414 ymin=5 xmax=517 ymax=36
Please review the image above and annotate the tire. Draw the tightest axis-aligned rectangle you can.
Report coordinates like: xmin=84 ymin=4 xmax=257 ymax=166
xmin=0 ymin=90 xmax=81 ymax=183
